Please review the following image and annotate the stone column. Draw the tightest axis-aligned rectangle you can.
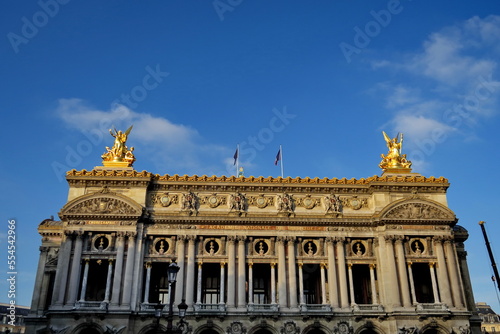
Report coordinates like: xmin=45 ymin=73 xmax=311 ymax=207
xmin=277 ymin=237 xmax=287 ymax=307
xmin=407 ymin=262 xmax=417 ymax=304
xmin=79 ymin=259 xmax=90 ymax=301
xmin=122 ymin=232 xmax=136 ymax=307
xmin=326 ymin=238 xmax=339 ymax=308
xmin=383 ymin=235 xmax=401 ymax=308
xmin=227 ymin=236 xmax=236 ymax=309
xmin=445 ymin=238 xmax=464 ymax=308
xmin=174 ymin=236 xmax=186 ymax=306
xmin=53 ymin=232 xmax=74 ymax=306
xmin=143 ymin=262 xmax=152 ymax=303
xmin=336 ymin=238 xmax=349 ymax=308
xmin=320 ymin=263 xmax=327 ymax=305
xmin=196 ymin=262 xmax=203 ymax=304
xmin=248 ymin=263 xmax=254 ymax=304
xmin=37 ymin=271 xmax=52 ymax=314
xmin=347 ymin=264 xmax=355 ymax=305
xmin=130 ymin=224 xmax=145 ymax=310
xmin=270 ymin=263 xmax=276 ymax=304
xmin=104 ymin=260 xmax=114 ymax=303
xmin=30 ymin=246 xmax=49 ymax=312
xmin=67 ymin=232 xmax=84 ymax=305
xmin=298 ymin=263 xmax=305 ymax=305
xmin=287 ymin=237 xmax=298 ymax=309
xmin=429 ymin=262 xmax=440 ymax=303
xmin=237 ymin=236 xmax=246 ymax=308
xmin=395 ymin=236 xmax=411 ymax=307
xmin=219 ymin=262 xmax=226 ymax=305
xmin=369 ymin=264 xmax=378 ymax=304
xmin=434 ymin=237 xmax=452 ymax=305
xmin=185 ymin=236 xmax=197 ymax=308
xmin=111 ymin=233 xmax=125 ymax=306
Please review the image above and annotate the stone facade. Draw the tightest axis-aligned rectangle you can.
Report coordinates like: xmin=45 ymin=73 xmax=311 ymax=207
xmin=26 ymin=168 xmax=482 ymax=334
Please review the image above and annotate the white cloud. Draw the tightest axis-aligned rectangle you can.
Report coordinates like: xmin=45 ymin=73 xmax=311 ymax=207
xmin=55 ymin=98 xmax=231 ymax=174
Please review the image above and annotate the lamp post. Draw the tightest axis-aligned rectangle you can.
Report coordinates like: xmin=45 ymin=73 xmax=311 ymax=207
xmin=153 ymin=301 xmax=165 ymax=334
xmin=166 ymin=262 xmax=181 ymax=334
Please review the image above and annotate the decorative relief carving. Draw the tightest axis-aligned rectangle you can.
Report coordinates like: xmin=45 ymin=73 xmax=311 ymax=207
xmin=92 ymin=234 xmax=110 ymax=252
xmin=151 ymin=238 xmax=171 ymax=255
xmin=385 ymin=202 xmax=452 ymax=219
xmin=204 ymin=239 xmax=221 ymax=256
xmin=323 ymin=194 xmax=342 ymax=212
xmin=333 ymin=321 xmax=353 ymax=334
xmin=227 ymin=321 xmax=246 ymax=334
xmin=297 ymin=195 xmax=319 ymax=210
xmin=181 ymin=191 xmax=198 ymax=214
xmin=341 ymin=196 xmax=367 ymax=210
xmin=276 ymin=193 xmax=294 ymax=213
xmin=228 ymin=193 xmax=246 ymax=212
xmin=254 ymin=239 xmax=270 ymax=256
xmin=149 ymin=193 xmax=179 ymax=207
xmin=409 ymin=238 xmax=426 ymax=255
xmin=281 ymin=321 xmax=299 ymax=334
xmin=351 ymin=240 xmax=367 ymax=256
xmin=66 ymin=197 xmax=138 ymax=215
xmin=248 ymin=195 xmax=273 ymax=209
xmin=199 ymin=193 xmax=227 ymax=208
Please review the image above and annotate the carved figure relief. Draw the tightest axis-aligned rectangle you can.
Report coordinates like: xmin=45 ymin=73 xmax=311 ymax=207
xmin=324 ymin=194 xmax=341 ymax=212
xmin=227 ymin=321 xmax=246 ymax=334
xmin=181 ymin=191 xmax=198 ymax=214
xmin=276 ymin=193 xmax=293 ymax=212
xmin=229 ymin=193 xmax=246 ymax=211
xmin=66 ymin=197 xmax=138 ymax=215
xmin=281 ymin=321 xmax=299 ymax=334
xmin=333 ymin=321 xmax=353 ymax=334
xmin=351 ymin=241 xmax=366 ymax=256
xmin=385 ymin=202 xmax=451 ymax=220
xmin=409 ymin=239 xmax=425 ymax=255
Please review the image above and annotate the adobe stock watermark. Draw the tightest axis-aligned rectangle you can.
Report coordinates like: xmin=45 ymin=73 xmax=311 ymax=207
xmin=339 ymin=0 xmax=411 ymax=64
xmin=213 ymin=106 xmax=296 ymax=176
xmin=213 ymin=0 xmax=243 ymax=21
xmin=7 ymin=0 xmax=72 ymax=54
xmin=410 ymin=74 xmax=500 ymax=162
xmin=51 ymin=64 xmax=169 ymax=182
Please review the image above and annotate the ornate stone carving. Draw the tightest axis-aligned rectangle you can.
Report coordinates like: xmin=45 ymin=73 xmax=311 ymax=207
xmin=342 ymin=196 xmax=367 ymax=210
xmin=323 ymin=194 xmax=341 ymax=212
xmin=149 ymin=193 xmax=179 ymax=207
xmin=248 ymin=195 xmax=273 ymax=208
xmin=276 ymin=193 xmax=294 ymax=213
xmin=181 ymin=191 xmax=198 ymax=214
xmin=333 ymin=321 xmax=353 ymax=334
xmin=228 ymin=193 xmax=246 ymax=212
xmin=227 ymin=321 xmax=246 ymax=334
xmin=200 ymin=193 xmax=226 ymax=208
xmin=385 ymin=202 xmax=452 ymax=220
xmin=281 ymin=321 xmax=299 ymax=334
xmin=66 ymin=197 xmax=138 ymax=215
xmin=297 ymin=195 xmax=319 ymax=210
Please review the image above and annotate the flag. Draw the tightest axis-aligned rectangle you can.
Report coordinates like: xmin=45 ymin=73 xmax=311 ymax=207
xmin=274 ymin=148 xmax=281 ymax=165
xmin=233 ymin=147 xmax=239 ymax=165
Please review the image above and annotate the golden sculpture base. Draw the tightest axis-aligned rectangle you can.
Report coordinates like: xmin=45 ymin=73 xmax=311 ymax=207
xmin=94 ymin=165 xmax=134 ymax=171
xmin=102 ymin=161 xmax=133 ymax=168
xmin=381 ymin=168 xmax=416 ymax=175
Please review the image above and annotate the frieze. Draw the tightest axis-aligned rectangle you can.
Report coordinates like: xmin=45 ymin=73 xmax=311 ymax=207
xmin=149 ymin=193 xmax=179 ymax=207
xmin=63 ymin=196 xmax=141 ymax=216
xmin=341 ymin=196 xmax=368 ymax=210
xmin=199 ymin=193 xmax=227 ymax=208
xmin=247 ymin=195 xmax=274 ymax=209
xmin=296 ymin=195 xmax=320 ymax=210
xmin=384 ymin=202 xmax=453 ymax=220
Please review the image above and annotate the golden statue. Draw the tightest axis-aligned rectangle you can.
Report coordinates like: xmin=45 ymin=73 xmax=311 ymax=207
xmin=101 ymin=125 xmax=135 ymax=167
xmin=379 ymin=131 xmax=412 ymax=171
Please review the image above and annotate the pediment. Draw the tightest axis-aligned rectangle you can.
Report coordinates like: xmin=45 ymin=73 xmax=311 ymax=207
xmin=379 ymin=198 xmax=455 ymax=222
xmin=59 ymin=190 xmax=143 ymax=219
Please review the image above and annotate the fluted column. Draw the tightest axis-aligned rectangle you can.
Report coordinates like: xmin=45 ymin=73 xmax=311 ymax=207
xmin=347 ymin=264 xmax=355 ymax=305
xmin=395 ymin=237 xmax=411 ymax=307
xmin=185 ymin=236 xmax=197 ymax=307
xmin=227 ymin=236 xmax=236 ymax=308
xmin=130 ymin=224 xmax=145 ymax=310
xmin=445 ymin=238 xmax=464 ymax=308
xmin=336 ymin=238 xmax=349 ymax=308
xmin=326 ymin=238 xmax=339 ymax=308
xmin=174 ymin=236 xmax=186 ymax=306
xmin=434 ymin=237 xmax=452 ymax=305
xmin=237 ymin=236 xmax=246 ymax=308
xmin=111 ymin=233 xmax=125 ymax=306
xmin=219 ymin=262 xmax=226 ymax=305
xmin=320 ymin=263 xmax=327 ymax=304
xmin=248 ymin=263 xmax=254 ymax=304
xmin=79 ymin=259 xmax=90 ymax=301
xmin=66 ymin=232 xmax=84 ymax=305
xmin=122 ymin=232 xmax=136 ymax=306
xmin=196 ymin=262 xmax=203 ymax=304
xmin=287 ymin=237 xmax=298 ymax=309
xmin=298 ymin=263 xmax=305 ymax=305
xmin=369 ymin=264 xmax=378 ymax=304
xmin=277 ymin=237 xmax=287 ymax=307
xmin=103 ymin=260 xmax=114 ymax=303
xmin=270 ymin=263 xmax=276 ymax=304
xmin=143 ymin=262 xmax=152 ymax=303
xmin=407 ymin=262 xmax=417 ymax=304
xmin=53 ymin=232 xmax=74 ymax=306
xmin=429 ymin=262 xmax=440 ymax=303
xmin=37 ymin=271 xmax=51 ymax=314
xmin=30 ymin=246 xmax=49 ymax=312
xmin=383 ymin=236 xmax=401 ymax=308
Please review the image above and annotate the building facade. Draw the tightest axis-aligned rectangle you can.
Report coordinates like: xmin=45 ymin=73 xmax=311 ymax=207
xmin=26 ymin=131 xmax=482 ymax=334
xmin=476 ymin=302 xmax=500 ymax=333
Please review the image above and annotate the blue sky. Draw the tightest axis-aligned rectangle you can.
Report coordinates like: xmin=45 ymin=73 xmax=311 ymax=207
xmin=2 ymin=1 xmax=500 ymax=309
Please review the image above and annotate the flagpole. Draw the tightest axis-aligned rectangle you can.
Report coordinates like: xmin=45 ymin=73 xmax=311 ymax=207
xmin=236 ymin=144 xmax=239 ymax=176
xmin=280 ymin=145 xmax=284 ymax=178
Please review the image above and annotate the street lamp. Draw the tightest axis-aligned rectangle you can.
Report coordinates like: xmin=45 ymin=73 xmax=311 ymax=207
xmin=166 ymin=262 xmax=180 ymax=334
xmin=153 ymin=301 xmax=165 ymax=334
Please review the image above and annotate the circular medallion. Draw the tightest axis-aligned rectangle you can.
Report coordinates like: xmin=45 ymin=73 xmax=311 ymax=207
xmin=160 ymin=195 xmax=171 ymax=207
xmin=208 ymin=196 xmax=220 ymax=208
xmin=303 ymin=197 xmax=315 ymax=209
xmin=256 ymin=196 xmax=267 ymax=208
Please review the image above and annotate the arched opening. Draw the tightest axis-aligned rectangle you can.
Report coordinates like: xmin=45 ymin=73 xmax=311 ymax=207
xmin=199 ymin=330 xmax=220 ymax=334
xmin=421 ymin=329 xmax=440 ymax=334
xmin=359 ymin=329 xmax=378 ymax=334
xmin=76 ymin=328 xmax=101 ymax=334
xmin=253 ymin=330 xmax=274 ymax=334
xmin=306 ymin=329 xmax=327 ymax=334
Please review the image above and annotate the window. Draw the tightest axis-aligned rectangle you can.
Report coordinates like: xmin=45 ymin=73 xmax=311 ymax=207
xmin=202 ymin=263 xmax=220 ymax=304
xmin=253 ymin=264 xmax=271 ymax=304
xmin=352 ymin=264 xmax=373 ymax=304
xmin=412 ymin=263 xmax=434 ymax=303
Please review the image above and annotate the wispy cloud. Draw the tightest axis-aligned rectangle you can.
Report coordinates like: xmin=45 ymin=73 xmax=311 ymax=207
xmin=373 ymin=15 xmax=500 ymax=167
xmin=55 ymin=98 xmax=230 ymax=175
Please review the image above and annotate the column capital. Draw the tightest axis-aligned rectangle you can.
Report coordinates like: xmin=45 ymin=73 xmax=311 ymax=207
xmin=334 ymin=237 xmax=345 ymax=243
xmin=271 ymin=262 xmax=276 ymax=268
xmin=394 ymin=235 xmax=405 ymax=244
xmin=325 ymin=237 xmax=335 ymax=244
xmin=220 ymin=262 xmax=226 ymax=268
xmin=237 ymin=236 xmax=246 ymax=243
xmin=276 ymin=236 xmax=286 ymax=244
xmin=227 ymin=236 xmax=237 ymax=243
xmin=126 ymin=231 xmax=137 ymax=238
xmin=187 ymin=235 xmax=197 ymax=243
xmin=385 ymin=235 xmax=397 ymax=243
xmin=145 ymin=262 xmax=152 ymax=269
xmin=369 ymin=263 xmax=376 ymax=269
